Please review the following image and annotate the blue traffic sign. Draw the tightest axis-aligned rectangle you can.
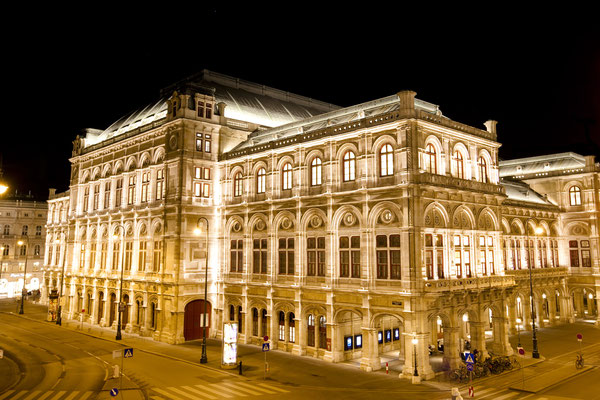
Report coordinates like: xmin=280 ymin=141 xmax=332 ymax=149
xmin=262 ymin=343 xmax=270 ymax=352
xmin=464 ymin=352 xmax=474 ymax=364
xmin=110 ymin=388 xmax=119 ymax=397
xmin=124 ymin=348 xmax=134 ymax=358
xmin=466 ymin=363 xmax=474 ymax=371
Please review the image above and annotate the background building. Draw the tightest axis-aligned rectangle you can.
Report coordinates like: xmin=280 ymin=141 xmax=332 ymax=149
xmin=1 ymin=194 xmax=47 ymax=298
xmin=41 ymin=71 xmax=599 ymax=380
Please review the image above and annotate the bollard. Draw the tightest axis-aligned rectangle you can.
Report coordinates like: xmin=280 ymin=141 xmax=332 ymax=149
xmin=238 ymin=361 xmax=243 ymax=375
xmin=112 ymin=364 xmax=120 ymax=379
xmin=451 ymin=387 xmax=463 ymax=400
xmin=386 ymin=362 xmax=389 ymax=374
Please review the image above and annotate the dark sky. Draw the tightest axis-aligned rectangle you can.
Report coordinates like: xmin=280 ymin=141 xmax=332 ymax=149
xmin=3 ymin=6 xmax=599 ymax=200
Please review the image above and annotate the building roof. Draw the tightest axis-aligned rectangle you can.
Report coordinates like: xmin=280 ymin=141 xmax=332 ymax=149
xmin=500 ymin=178 xmax=555 ymax=207
xmin=83 ymin=70 xmax=342 ymax=148
xmin=498 ymin=152 xmax=587 ymax=179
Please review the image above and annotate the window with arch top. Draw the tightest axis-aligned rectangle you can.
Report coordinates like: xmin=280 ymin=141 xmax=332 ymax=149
xmin=256 ymin=167 xmax=266 ymax=194
xmin=478 ymin=157 xmax=488 ymax=183
xmin=380 ymin=144 xmax=394 ymax=177
xmin=569 ymin=186 xmax=582 ymax=206
xmin=282 ymin=162 xmax=293 ymax=190
xmin=424 ymin=144 xmax=437 ymax=174
xmin=342 ymin=151 xmax=356 ymax=182
xmin=452 ymin=150 xmax=464 ymax=179
xmin=233 ymin=172 xmax=243 ymax=197
xmin=311 ymin=157 xmax=322 ymax=186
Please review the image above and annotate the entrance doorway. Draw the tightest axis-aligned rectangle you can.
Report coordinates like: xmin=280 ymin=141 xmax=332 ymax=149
xmin=184 ymin=299 xmax=212 ymax=341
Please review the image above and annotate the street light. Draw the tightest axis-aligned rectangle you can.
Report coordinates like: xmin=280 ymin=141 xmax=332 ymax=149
xmin=525 ymin=219 xmax=544 ymax=358
xmin=412 ymin=335 xmax=418 ymax=377
xmin=17 ymin=239 xmax=29 ymax=314
xmin=113 ymin=225 xmax=126 ymax=341
xmin=56 ymin=229 xmax=69 ymax=325
xmin=516 ymin=317 xmax=522 ymax=348
xmin=194 ymin=217 xmax=209 ymax=364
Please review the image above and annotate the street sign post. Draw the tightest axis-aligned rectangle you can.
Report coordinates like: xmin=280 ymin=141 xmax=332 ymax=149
xmin=110 ymin=388 xmax=119 ymax=397
xmin=263 ymin=336 xmax=270 ymax=380
xmin=124 ymin=348 xmax=134 ymax=358
xmin=577 ymin=333 xmax=583 ymax=342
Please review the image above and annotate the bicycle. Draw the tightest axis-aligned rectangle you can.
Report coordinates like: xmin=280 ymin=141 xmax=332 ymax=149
xmin=575 ymin=353 xmax=584 ymax=369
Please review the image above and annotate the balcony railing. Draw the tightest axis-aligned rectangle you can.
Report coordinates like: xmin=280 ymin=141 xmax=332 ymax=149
xmin=424 ymin=274 xmax=515 ymax=292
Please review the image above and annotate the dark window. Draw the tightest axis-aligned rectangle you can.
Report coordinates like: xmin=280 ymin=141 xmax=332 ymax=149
xmin=253 ymin=238 xmax=267 ymax=274
xmin=376 ymin=234 xmax=401 ymax=279
xmin=230 ymin=239 xmax=243 ymax=272
xmin=339 ymin=236 xmax=360 ymax=278
xmin=278 ymin=238 xmax=295 ymax=275
xmin=307 ymin=237 xmax=325 ymax=276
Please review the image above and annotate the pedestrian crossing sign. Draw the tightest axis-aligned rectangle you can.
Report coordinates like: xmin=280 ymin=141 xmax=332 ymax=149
xmin=465 ymin=353 xmax=474 ymax=364
xmin=124 ymin=348 xmax=134 ymax=358
xmin=262 ymin=342 xmax=270 ymax=352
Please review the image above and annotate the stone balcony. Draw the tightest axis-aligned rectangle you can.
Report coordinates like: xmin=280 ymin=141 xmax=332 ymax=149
xmin=504 ymin=266 xmax=568 ymax=281
xmin=416 ymin=172 xmax=505 ymax=195
xmin=423 ymin=274 xmax=515 ymax=293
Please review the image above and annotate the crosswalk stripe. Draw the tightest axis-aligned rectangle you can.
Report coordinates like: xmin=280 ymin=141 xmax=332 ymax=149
xmin=186 ymin=385 xmax=233 ymax=399
xmin=153 ymin=388 xmax=184 ymax=400
xmin=37 ymin=392 xmax=54 ymax=400
xmin=23 ymin=391 xmax=42 ymax=400
xmin=10 ymin=392 xmax=28 ymax=400
xmin=233 ymin=381 xmax=278 ymax=394
xmin=79 ymin=392 xmax=93 ymax=400
xmin=207 ymin=384 xmax=245 ymax=397
xmin=169 ymin=387 xmax=216 ymax=400
xmin=0 ymin=391 xmax=15 ymax=400
xmin=257 ymin=383 xmax=290 ymax=393
xmin=63 ymin=391 xmax=79 ymax=400
xmin=150 ymin=397 xmax=164 ymax=400
xmin=219 ymin=382 xmax=263 ymax=396
xmin=50 ymin=391 xmax=67 ymax=400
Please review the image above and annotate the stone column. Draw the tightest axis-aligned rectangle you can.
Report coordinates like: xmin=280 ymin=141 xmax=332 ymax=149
xmin=402 ymin=332 xmax=435 ymax=381
xmin=595 ymin=294 xmax=600 ymax=326
xmin=292 ymin=317 xmax=306 ymax=356
xmin=359 ymin=328 xmax=380 ymax=372
xmin=442 ymin=326 xmax=462 ymax=371
xmin=469 ymin=321 xmax=488 ymax=359
xmin=523 ymin=298 xmax=532 ymax=331
xmin=507 ymin=301 xmax=517 ymax=334
xmin=490 ymin=316 xmax=513 ymax=356
xmin=331 ymin=322 xmax=343 ymax=362
xmin=243 ymin=311 xmax=252 ymax=344
xmin=548 ymin=296 xmax=557 ymax=325
xmin=537 ymin=299 xmax=545 ymax=328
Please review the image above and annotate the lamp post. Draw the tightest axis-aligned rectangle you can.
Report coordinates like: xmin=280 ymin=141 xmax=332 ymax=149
xmin=17 ymin=239 xmax=29 ymax=314
xmin=516 ymin=317 xmax=522 ymax=348
xmin=114 ymin=225 xmax=126 ymax=341
xmin=194 ymin=217 xmax=209 ymax=364
xmin=56 ymin=228 xmax=68 ymax=325
xmin=412 ymin=335 xmax=419 ymax=377
xmin=525 ymin=219 xmax=543 ymax=358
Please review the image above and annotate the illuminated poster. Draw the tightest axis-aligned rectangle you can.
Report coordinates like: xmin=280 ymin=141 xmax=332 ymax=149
xmin=222 ymin=322 xmax=238 ymax=367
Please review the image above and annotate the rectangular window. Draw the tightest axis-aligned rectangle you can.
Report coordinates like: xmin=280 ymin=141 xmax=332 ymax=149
xmin=196 ymin=133 xmax=203 ymax=151
xmin=156 ymin=169 xmax=164 ymax=200
xmin=124 ymin=242 xmax=133 ymax=271
xmin=253 ymin=239 xmax=267 ymax=274
xmin=204 ymin=134 xmax=212 ymax=153
xmin=153 ymin=241 xmax=163 ymax=272
xmin=436 ymin=249 xmax=444 ymax=278
xmin=83 ymin=187 xmax=89 ymax=212
xmin=582 ymin=250 xmax=591 ymax=267
xmin=230 ymin=239 xmax=243 ymax=272
xmin=339 ymin=236 xmax=360 ymax=278
xmin=141 ymin=172 xmax=150 ymax=203
xmin=116 ymin=179 xmax=123 ymax=207
xmin=36 ymin=226 xmax=42 ymax=236
xmin=425 ymin=249 xmax=434 ymax=279
xmin=112 ymin=242 xmax=120 ymax=270
xmin=127 ymin=175 xmax=136 ymax=205
xmin=79 ymin=244 xmax=86 ymax=268
xmin=100 ymin=243 xmax=107 ymax=269
xmin=376 ymin=234 xmax=401 ymax=280
xmin=89 ymin=243 xmax=96 ymax=270
xmin=138 ymin=242 xmax=147 ymax=272
xmin=307 ymin=237 xmax=326 ymax=276
xmin=104 ymin=182 xmax=111 ymax=209
xmin=93 ymin=185 xmax=100 ymax=210
xmin=278 ymin=238 xmax=295 ymax=275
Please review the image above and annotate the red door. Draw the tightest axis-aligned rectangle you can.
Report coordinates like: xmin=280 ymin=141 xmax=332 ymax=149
xmin=184 ymin=300 xmax=211 ymax=341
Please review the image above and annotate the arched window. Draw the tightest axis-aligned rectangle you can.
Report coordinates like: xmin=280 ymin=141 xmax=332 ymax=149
xmin=288 ymin=312 xmax=296 ymax=343
xmin=424 ymin=144 xmax=437 ymax=174
xmin=278 ymin=311 xmax=285 ymax=341
xmin=311 ymin=157 xmax=322 ymax=186
xmin=233 ymin=172 xmax=243 ymax=197
xmin=478 ymin=157 xmax=488 ymax=183
xmin=569 ymin=186 xmax=582 ymax=206
xmin=34 ymin=245 xmax=41 ymax=256
xmin=380 ymin=144 xmax=394 ymax=177
xmin=307 ymin=314 xmax=315 ymax=347
xmin=318 ymin=316 xmax=327 ymax=349
xmin=282 ymin=163 xmax=293 ymax=190
xmin=452 ymin=150 xmax=464 ymax=179
xmin=342 ymin=151 xmax=356 ymax=182
xmin=256 ymin=168 xmax=266 ymax=194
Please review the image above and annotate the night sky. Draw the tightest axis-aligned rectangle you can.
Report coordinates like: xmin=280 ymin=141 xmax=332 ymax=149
xmin=3 ymin=6 xmax=599 ymax=200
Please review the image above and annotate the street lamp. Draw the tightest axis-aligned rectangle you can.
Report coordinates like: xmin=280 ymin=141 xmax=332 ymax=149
xmin=56 ymin=229 xmax=68 ymax=325
xmin=113 ymin=225 xmax=126 ymax=341
xmin=17 ymin=239 xmax=29 ymax=314
xmin=412 ymin=335 xmax=418 ymax=377
xmin=525 ymin=219 xmax=544 ymax=358
xmin=194 ymin=217 xmax=209 ymax=364
xmin=516 ymin=317 xmax=522 ymax=348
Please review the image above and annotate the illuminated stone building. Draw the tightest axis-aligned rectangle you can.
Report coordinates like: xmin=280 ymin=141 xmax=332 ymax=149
xmin=42 ymin=71 xmax=599 ymax=380
xmin=1 ymin=196 xmax=47 ymax=298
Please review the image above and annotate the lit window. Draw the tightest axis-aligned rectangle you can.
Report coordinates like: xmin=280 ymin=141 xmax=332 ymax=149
xmin=343 ymin=151 xmax=356 ymax=182
xmin=233 ymin=172 xmax=243 ymax=197
xmin=478 ymin=157 xmax=488 ymax=183
xmin=424 ymin=233 xmax=444 ymax=279
xmin=155 ymin=169 xmax=164 ymax=200
xmin=282 ymin=163 xmax=293 ymax=190
xmin=424 ymin=144 xmax=437 ymax=174
xmin=452 ymin=150 xmax=464 ymax=179
xmin=257 ymin=168 xmax=266 ymax=194
xmin=380 ymin=144 xmax=394 ymax=177
xmin=569 ymin=186 xmax=582 ymax=206
xmin=311 ymin=157 xmax=322 ymax=186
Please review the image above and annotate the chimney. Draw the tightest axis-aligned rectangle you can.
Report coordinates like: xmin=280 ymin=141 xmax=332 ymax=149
xmin=484 ymin=120 xmax=498 ymax=135
xmin=49 ymin=188 xmax=56 ymax=199
xmin=397 ymin=90 xmax=417 ymax=111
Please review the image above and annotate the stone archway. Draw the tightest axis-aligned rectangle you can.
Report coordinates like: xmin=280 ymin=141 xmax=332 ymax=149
xmin=333 ymin=309 xmax=363 ymax=362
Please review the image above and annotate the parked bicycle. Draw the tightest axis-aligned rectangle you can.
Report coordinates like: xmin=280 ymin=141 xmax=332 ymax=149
xmin=575 ymin=353 xmax=584 ymax=369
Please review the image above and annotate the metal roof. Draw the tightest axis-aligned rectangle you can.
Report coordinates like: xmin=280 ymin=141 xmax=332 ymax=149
xmin=498 ymin=152 xmax=586 ymax=178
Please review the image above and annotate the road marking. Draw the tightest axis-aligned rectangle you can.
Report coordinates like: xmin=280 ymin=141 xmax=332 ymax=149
xmin=63 ymin=391 xmax=79 ymax=400
xmin=0 ymin=391 xmax=15 ymax=400
xmin=206 ymin=384 xmax=245 ymax=397
xmin=152 ymin=388 xmax=184 ymax=400
xmin=257 ymin=383 xmax=290 ymax=393
xmin=233 ymin=381 xmax=278 ymax=394
xmin=22 ymin=391 xmax=42 ymax=400
xmin=219 ymin=382 xmax=263 ymax=396
xmin=10 ymin=392 xmax=28 ymax=400
xmin=37 ymin=392 xmax=55 ymax=400
xmin=185 ymin=385 xmax=233 ymax=399
xmin=168 ymin=387 xmax=216 ymax=400
xmin=79 ymin=392 xmax=93 ymax=400
xmin=494 ymin=392 xmax=520 ymax=400
xmin=49 ymin=391 xmax=67 ymax=400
